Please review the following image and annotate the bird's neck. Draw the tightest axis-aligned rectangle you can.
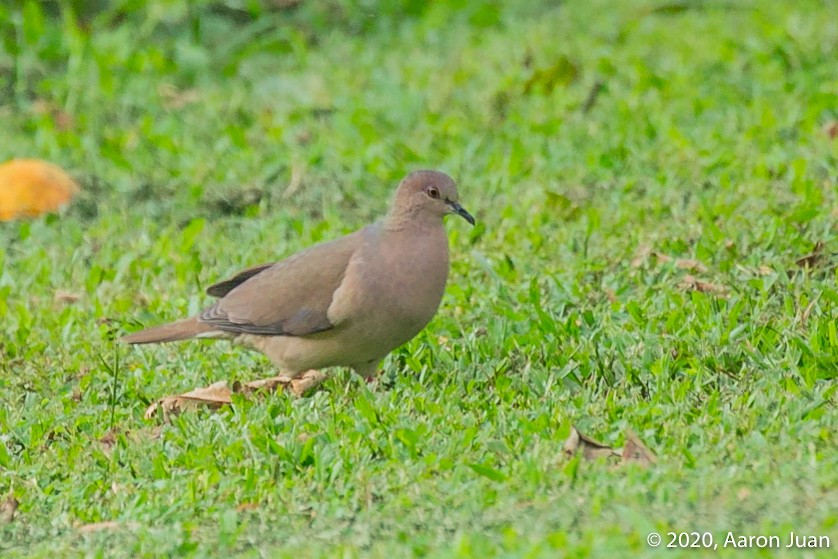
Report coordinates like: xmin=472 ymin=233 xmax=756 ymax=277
xmin=383 ymin=207 xmax=442 ymax=232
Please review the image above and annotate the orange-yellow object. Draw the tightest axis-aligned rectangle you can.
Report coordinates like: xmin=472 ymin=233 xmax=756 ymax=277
xmin=0 ymin=158 xmax=79 ymax=221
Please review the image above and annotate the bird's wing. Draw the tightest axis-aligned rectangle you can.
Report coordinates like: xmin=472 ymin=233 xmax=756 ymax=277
xmin=199 ymin=230 xmax=365 ymax=337
xmin=206 ymin=263 xmax=274 ymax=298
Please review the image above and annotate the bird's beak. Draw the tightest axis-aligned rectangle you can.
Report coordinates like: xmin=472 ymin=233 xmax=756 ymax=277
xmin=448 ymin=201 xmax=475 ymax=225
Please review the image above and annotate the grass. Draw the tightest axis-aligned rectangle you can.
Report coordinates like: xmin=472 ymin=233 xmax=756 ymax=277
xmin=1 ymin=0 xmax=837 ymax=556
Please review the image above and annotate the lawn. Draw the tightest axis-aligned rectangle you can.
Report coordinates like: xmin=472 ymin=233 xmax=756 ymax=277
xmin=1 ymin=0 xmax=836 ymax=557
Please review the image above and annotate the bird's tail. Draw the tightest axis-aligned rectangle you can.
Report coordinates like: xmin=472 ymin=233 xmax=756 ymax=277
xmin=121 ymin=316 xmax=222 ymax=344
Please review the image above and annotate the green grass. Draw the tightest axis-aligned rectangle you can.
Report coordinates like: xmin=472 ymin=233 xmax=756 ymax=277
xmin=1 ymin=0 xmax=837 ymax=557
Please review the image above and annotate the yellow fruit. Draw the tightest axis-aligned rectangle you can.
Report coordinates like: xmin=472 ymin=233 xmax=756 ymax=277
xmin=0 ymin=158 xmax=79 ymax=221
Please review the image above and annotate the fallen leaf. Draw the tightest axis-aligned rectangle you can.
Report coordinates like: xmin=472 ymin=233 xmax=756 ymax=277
xmin=562 ymin=426 xmax=659 ymax=468
xmin=0 ymin=159 xmax=79 ymax=221
xmin=77 ymin=520 xmax=138 ymax=533
xmin=651 ymin=252 xmax=673 ymax=264
xmin=236 ymin=502 xmax=260 ymax=512
xmin=631 ymin=248 xmax=708 ymax=273
xmin=679 ymin=274 xmax=727 ymax=296
xmin=795 ymin=241 xmax=826 ymax=269
xmin=144 ymin=380 xmax=232 ymax=420
xmin=621 ymin=429 xmax=657 ymax=467
xmin=98 ymin=429 xmax=119 ymax=454
xmin=630 ymin=244 xmax=653 ymax=268
xmin=800 ymin=298 xmax=818 ymax=326
xmin=675 ymin=258 xmax=708 ymax=273
xmin=823 ymin=120 xmax=838 ymax=140
xmin=145 ymin=370 xmax=328 ymax=419
xmin=563 ymin=425 xmax=620 ymax=460
xmin=157 ymin=83 xmax=201 ymax=109
xmin=54 ymin=290 xmax=82 ymax=305
xmin=296 ymin=129 xmax=312 ymax=144
xmin=1 ymin=496 xmax=18 ymax=524
xmin=282 ymin=163 xmax=304 ymax=198
xmin=31 ymin=99 xmax=74 ymax=131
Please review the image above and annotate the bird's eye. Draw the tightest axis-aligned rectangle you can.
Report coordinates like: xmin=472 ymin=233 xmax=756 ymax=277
xmin=427 ymin=187 xmax=440 ymax=199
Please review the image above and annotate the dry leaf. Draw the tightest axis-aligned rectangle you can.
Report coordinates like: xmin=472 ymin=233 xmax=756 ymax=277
xmin=630 ymin=245 xmax=652 ymax=268
xmin=800 ymin=298 xmax=818 ymax=326
xmin=604 ymin=289 xmax=618 ymax=303
xmin=621 ymin=429 xmax=657 ymax=467
xmin=675 ymin=258 xmax=707 ymax=273
xmin=824 ymin=120 xmax=838 ymax=140
xmin=1 ymin=496 xmax=19 ymax=524
xmin=631 ymin=247 xmax=708 ymax=273
xmin=679 ymin=274 xmax=727 ymax=295
xmin=157 ymin=83 xmax=200 ymax=109
xmin=0 ymin=159 xmax=79 ymax=221
xmin=77 ymin=520 xmax=136 ymax=533
xmin=282 ymin=164 xmax=304 ymax=198
xmin=563 ymin=425 xmax=620 ymax=460
xmin=145 ymin=370 xmax=328 ymax=419
xmin=651 ymin=252 xmax=673 ymax=264
xmin=98 ymin=429 xmax=119 ymax=453
xmin=562 ymin=427 xmax=658 ymax=468
xmin=236 ymin=502 xmax=260 ymax=512
xmin=31 ymin=99 xmax=74 ymax=131
xmin=144 ymin=380 xmax=232 ymax=419
xmin=795 ymin=241 xmax=826 ymax=269
xmin=54 ymin=290 xmax=82 ymax=305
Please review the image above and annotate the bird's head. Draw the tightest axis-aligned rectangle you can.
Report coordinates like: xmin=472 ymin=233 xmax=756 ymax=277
xmin=391 ymin=170 xmax=475 ymax=226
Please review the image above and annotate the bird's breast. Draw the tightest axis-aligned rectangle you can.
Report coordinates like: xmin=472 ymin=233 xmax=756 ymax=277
xmin=358 ymin=229 xmax=449 ymax=334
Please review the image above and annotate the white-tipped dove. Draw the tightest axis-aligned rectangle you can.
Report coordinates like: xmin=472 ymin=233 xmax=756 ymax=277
xmin=123 ymin=170 xmax=474 ymax=387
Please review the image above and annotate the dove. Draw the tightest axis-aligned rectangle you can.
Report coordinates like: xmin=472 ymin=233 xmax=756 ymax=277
xmin=123 ymin=170 xmax=474 ymax=388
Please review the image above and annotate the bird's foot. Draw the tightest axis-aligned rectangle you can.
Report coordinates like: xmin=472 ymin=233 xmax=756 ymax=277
xmin=144 ymin=369 xmax=328 ymax=420
xmin=364 ymin=370 xmax=384 ymax=384
xmin=235 ymin=370 xmax=328 ymax=398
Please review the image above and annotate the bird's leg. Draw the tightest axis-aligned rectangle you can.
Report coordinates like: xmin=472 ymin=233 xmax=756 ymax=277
xmin=353 ymin=360 xmax=382 ymax=384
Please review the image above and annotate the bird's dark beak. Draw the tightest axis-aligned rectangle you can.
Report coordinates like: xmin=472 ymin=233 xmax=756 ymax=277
xmin=448 ymin=202 xmax=475 ymax=225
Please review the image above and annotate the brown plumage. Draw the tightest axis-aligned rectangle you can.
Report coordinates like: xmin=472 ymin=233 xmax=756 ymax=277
xmin=122 ymin=170 xmax=474 ymax=380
